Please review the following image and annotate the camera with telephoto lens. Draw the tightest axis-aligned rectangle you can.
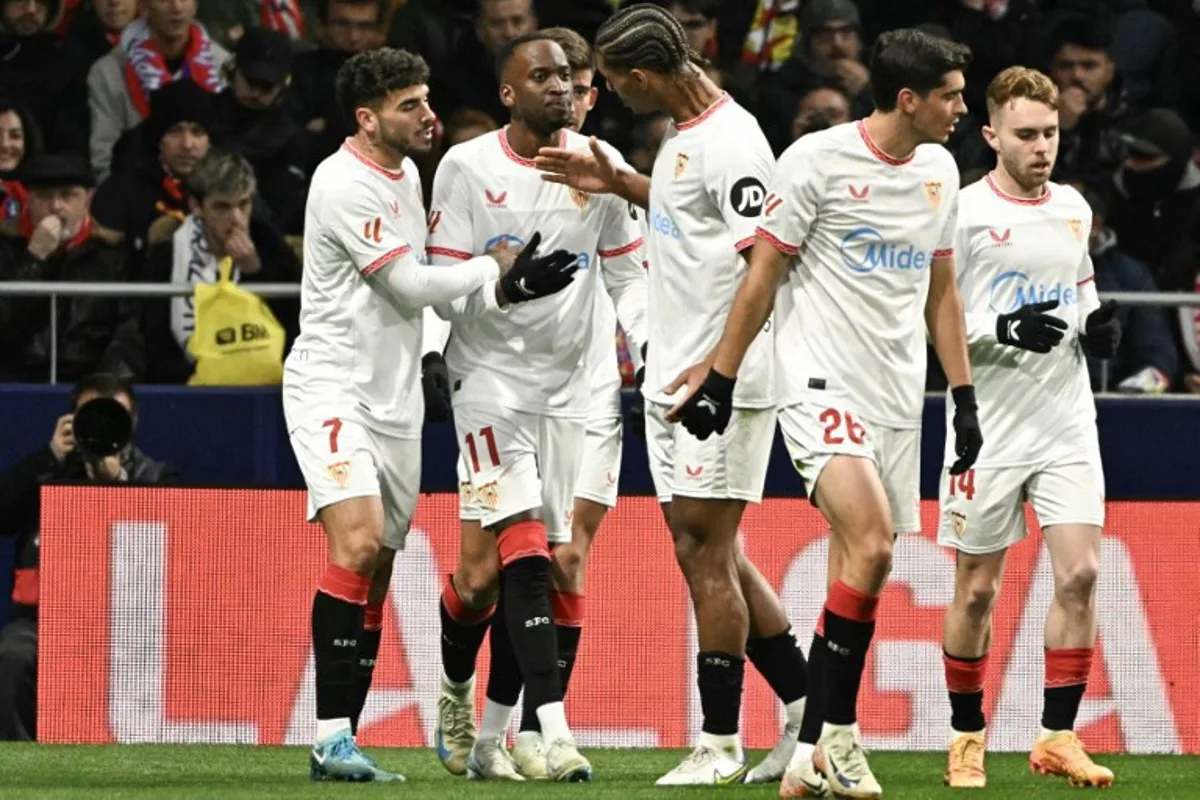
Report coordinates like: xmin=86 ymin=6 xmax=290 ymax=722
xmin=72 ymin=397 xmax=133 ymax=458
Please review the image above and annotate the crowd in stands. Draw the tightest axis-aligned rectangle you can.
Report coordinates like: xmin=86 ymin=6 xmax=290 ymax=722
xmin=1 ymin=0 xmax=1198 ymax=393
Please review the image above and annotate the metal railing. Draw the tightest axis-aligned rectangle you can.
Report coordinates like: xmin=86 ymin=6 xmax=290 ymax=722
xmin=0 ymin=283 xmax=1198 ymax=388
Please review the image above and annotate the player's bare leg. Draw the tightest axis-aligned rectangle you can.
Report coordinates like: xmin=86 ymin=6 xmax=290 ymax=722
xmin=806 ymin=455 xmax=893 ymax=799
xmin=656 ymin=497 xmax=751 ymax=786
xmin=1031 ymin=524 xmax=1112 ymax=788
xmin=510 ymin=498 xmax=604 ymax=778
xmin=738 ymin=553 xmax=812 ymax=784
xmin=350 ymin=546 xmax=394 ymax=736
xmin=941 ymin=550 xmax=1006 ymax=788
xmin=436 ymin=520 xmax=498 ymax=776
xmin=309 ymin=497 xmax=402 ymax=782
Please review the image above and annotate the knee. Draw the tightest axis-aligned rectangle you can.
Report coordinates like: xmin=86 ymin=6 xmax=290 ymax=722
xmin=959 ymin=577 xmax=999 ymax=621
xmin=857 ymin=525 xmax=894 ymax=579
xmin=339 ymin=529 xmax=382 ymax=574
xmin=1055 ymin=560 xmax=1099 ymax=610
xmin=456 ymin=559 xmax=500 ymax=610
xmin=552 ymin=543 xmax=585 ymax=584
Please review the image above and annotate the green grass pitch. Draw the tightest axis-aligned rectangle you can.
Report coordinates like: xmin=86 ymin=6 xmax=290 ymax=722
xmin=2 ymin=744 xmax=1197 ymax=799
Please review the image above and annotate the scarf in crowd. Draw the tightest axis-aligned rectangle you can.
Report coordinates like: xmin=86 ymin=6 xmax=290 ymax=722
xmin=1182 ymin=274 xmax=1200 ymax=373
xmin=121 ymin=17 xmax=224 ymax=119
xmin=741 ymin=0 xmax=799 ymax=71
xmin=171 ymin=214 xmax=240 ymax=355
xmin=1 ymin=180 xmax=26 ymax=223
xmin=261 ymin=0 xmax=307 ymax=39
xmin=154 ymin=174 xmax=187 ymax=222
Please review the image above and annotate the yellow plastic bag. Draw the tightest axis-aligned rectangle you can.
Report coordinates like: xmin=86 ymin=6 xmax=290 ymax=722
xmin=187 ymin=257 xmax=285 ymax=386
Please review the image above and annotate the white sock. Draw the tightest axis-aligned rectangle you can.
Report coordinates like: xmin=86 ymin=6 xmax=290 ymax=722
xmin=792 ymin=741 xmax=816 ymax=768
xmin=315 ymin=717 xmax=351 ymax=745
xmin=442 ymin=671 xmax=473 ymax=693
xmin=821 ymin=721 xmax=856 ymax=741
xmin=478 ymin=699 xmax=514 ymax=743
xmin=1040 ymin=726 xmax=1065 ymax=740
xmin=952 ymin=727 xmax=986 ymax=738
xmin=536 ymin=701 xmax=571 ymax=744
xmin=784 ymin=697 xmax=806 ymax=727
xmin=698 ymin=731 xmax=744 ymax=763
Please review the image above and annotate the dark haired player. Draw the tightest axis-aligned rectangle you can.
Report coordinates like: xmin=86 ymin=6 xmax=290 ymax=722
xmin=282 ymin=47 xmax=577 ymax=782
xmin=668 ymin=28 xmax=982 ymax=797
xmin=425 ymin=32 xmax=648 ymax=782
xmin=537 ymin=4 xmax=813 ymax=786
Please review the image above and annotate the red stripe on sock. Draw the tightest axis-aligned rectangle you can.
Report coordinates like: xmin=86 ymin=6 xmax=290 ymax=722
xmin=944 ymin=652 xmax=989 ymax=694
xmin=815 ymin=609 xmax=826 ymax=637
xmin=317 ymin=564 xmax=369 ymax=605
xmin=550 ymin=591 xmax=584 ymax=627
xmin=497 ymin=520 xmax=550 ymax=567
xmin=440 ymin=575 xmax=495 ymax=625
xmin=825 ymin=580 xmax=879 ymax=623
xmin=1045 ymin=647 xmax=1093 ymax=688
xmin=363 ymin=602 xmax=384 ymax=631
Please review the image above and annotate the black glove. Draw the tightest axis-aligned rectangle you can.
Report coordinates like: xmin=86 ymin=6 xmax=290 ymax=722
xmin=420 ymin=352 xmax=452 ymax=424
xmin=677 ymin=368 xmax=736 ymax=441
xmin=996 ymin=299 xmax=1069 ymax=354
xmin=498 ymin=231 xmax=579 ymax=304
xmin=1080 ymin=299 xmax=1121 ymax=359
xmin=949 ymin=385 xmax=983 ymax=475
xmin=628 ymin=343 xmax=647 ymax=440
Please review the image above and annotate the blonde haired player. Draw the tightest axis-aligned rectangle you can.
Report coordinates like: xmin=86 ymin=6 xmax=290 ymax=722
xmin=939 ymin=66 xmax=1120 ymax=789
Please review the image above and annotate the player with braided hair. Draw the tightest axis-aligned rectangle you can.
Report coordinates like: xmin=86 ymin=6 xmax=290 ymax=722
xmin=537 ymin=4 xmax=813 ymax=787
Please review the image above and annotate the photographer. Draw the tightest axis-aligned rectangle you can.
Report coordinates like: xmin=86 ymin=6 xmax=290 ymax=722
xmin=0 ymin=373 xmax=177 ymax=740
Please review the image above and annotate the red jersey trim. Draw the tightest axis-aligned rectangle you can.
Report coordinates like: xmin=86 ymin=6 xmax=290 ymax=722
xmin=598 ymin=237 xmax=644 ymax=258
xmin=756 ymin=226 xmax=798 ymax=255
xmin=1077 ymin=275 xmax=1095 ymax=286
xmin=500 ymin=127 xmax=567 ymax=167
xmin=932 ymin=248 xmax=954 ymax=258
xmin=676 ymin=92 xmax=731 ymax=131
xmin=342 ymin=140 xmax=405 ymax=181
xmin=361 ymin=245 xmax=411 ymax=276
xmin=985 ymin=173 xmax=1051 ymax=206
xmin=857 ymin=120 xmax=914 ymax=166
xmin=734 ymin=235 xmax=756 ymax=252
xmin=427 ymin=246 xmax=472 ymax=261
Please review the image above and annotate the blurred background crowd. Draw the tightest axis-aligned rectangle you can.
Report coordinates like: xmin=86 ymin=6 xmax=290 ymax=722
xmin=1 ymin=0 xmax=1199 ymax=394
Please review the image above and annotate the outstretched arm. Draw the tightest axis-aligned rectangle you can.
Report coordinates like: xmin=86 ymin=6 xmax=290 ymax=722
xmin=536 ymin=136 xmax=651 ymax=210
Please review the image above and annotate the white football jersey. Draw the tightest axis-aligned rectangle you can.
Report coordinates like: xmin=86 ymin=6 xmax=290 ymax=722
xmin=588 ymin=208 xmax=648 ymax=420
xmin=644 ymin=93 xmax=775 ymax=409
xmin=759 ymin=120 xmax=960 ymax=428
xmin=282 ymin=142 xmax=429 ymax=437
xmin=948 ymin=175 xmax=1098 ymax=467
xmin=428 ymin=128 xmax=647 ymax=418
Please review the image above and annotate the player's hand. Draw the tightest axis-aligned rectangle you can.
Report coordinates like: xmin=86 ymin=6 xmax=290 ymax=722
xmin=996 ymin=299 xmax=1069 ymax=353
xmin=421 ymin=352 xmax=453 ymax=423
xmin=28 ymin=214 xmax=63 ymax=260
xmin=535 ymin=136 xmax=620 ymax=195
xmin=487 ymin=239 xmax=520 ymax=275
xmin=498 ymin=231 xmax=580 ymax=304
xmin=1059 ymin=86 xmax=1088 ymax=130
xmin=226 ymin=229 xmax=261 ymax=274
xmin=85 ymin=454 xmax=125 ymax=482
xmin=949 ymin=385 xmax=983 ymax=475
xmin=665 ymin=365 xmax=735 ymax=440
xmin=1080 ymin=300 xmax=1121 ymax=359
xmin=834 ymin=58 xmax=870 ymax=95
xmin=627 ymin=344 xmax=648 ymax=441
xmin=49 ymin=413 xmax=74 ymax=461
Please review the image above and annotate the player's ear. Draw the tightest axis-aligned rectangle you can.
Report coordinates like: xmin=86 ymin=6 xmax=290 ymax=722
xmin=354 ymin=106 xmax=376 ymax=136
xmin=896 ymin=87 xmax=918 ymax=115
xmin=586 ymin=86 xmax=598 ymax=111
xmin=498 ymin=82 xmax=515 ymax=111
xmin=981 ymin=123 xmax=999 ymax=153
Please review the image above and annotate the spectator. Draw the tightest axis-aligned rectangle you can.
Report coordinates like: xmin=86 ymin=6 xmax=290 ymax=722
xmin=125 ymin=149 xmax=299 ymax=383
xmin=663 ymin=0 xmax=720 ymax=63
xmin=759 ymin=0 xmax=871 ymax=153
xmin=1108 ymin=108 xmax=1200 ymax=281
xmin=628 ymin=114 xmax=669 ymax=175
xmin=1108 ymin=0 xmax=1180 ymax=111
xmin=790 ymin=80 xmax=851 ymax=142
xmin=0 ymin=0 xmax=91 ymax=155
xmin=0 ymin=373 xmax=177 ymax=741
xmin=391 ymin=0 xmax=535 ymax=123
xmin=91 ymin=80 xmax=216 ymax=276
xmin=1047 ymin=16 xmax=1129 ymax=182
xmin=198 ymin=0 xmax=319 ymax=51
xmin=214 ymin=27 xmax=307 ymax=232
xmin=87 ymin=0 xmax=230 ymax=182
xmin=0 ymin=154 xmax=134 ymax=383
xmin=1071 ymin=178 xmax=1178 ymax=393
xmin=0 ymin=99 xmax=45 ymax=224
xmin=291 ymin=0 xmax=386 ymax=174
xmin=65 ymin=0 xmax=138 ymax=66
xmin=442 ymin=107 xmax=499 ymax=149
